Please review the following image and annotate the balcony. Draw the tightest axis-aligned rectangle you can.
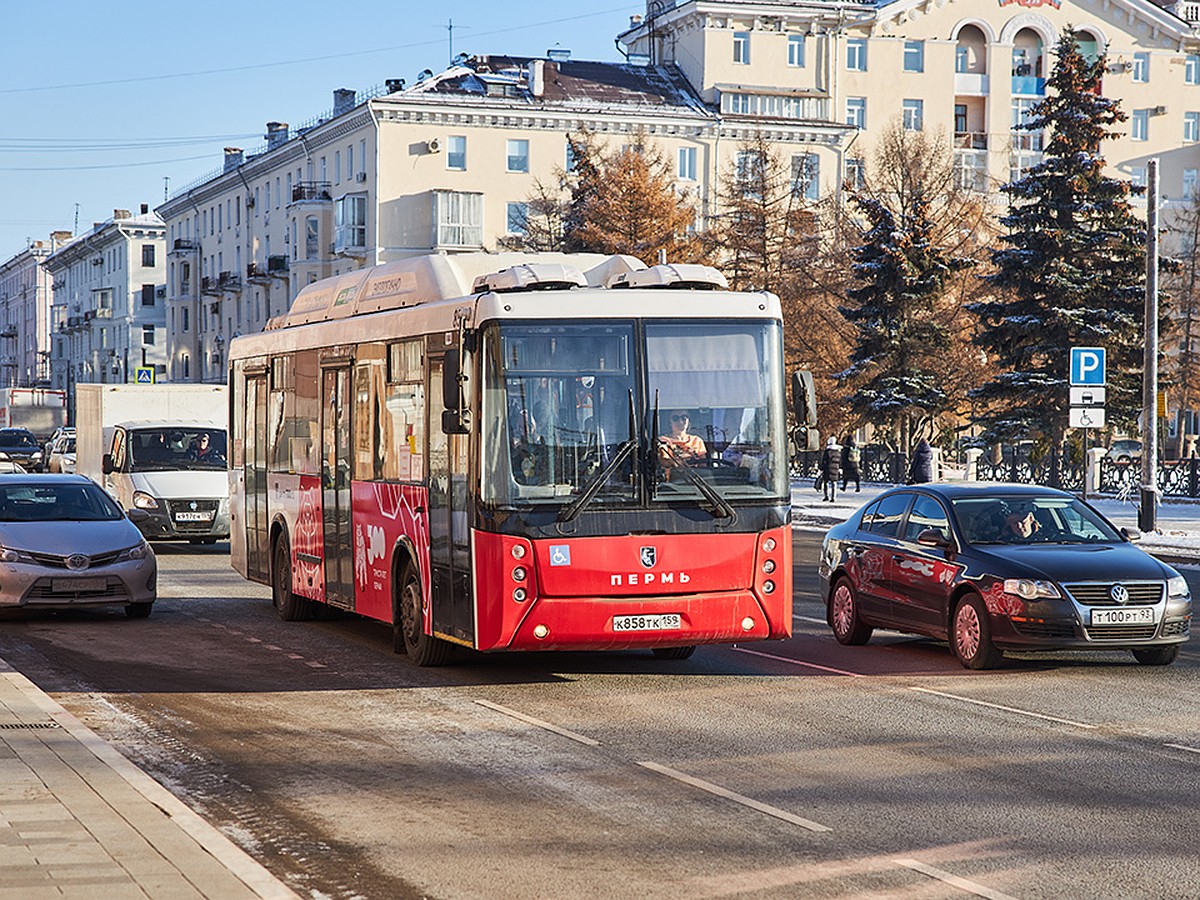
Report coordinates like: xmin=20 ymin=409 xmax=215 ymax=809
xmin=172 ymin=238 xmax=198 ymax=253
xmin=1012 ymin=75 xmax=1045 ymax=96
xmin=0 ymin=326 xmax=16 ymax=340
xmin=954 ymin=149 xmax=989 ymax=192
xmin=201 ymin=276 xmax=221 ymax=296
xmin=218 ymin=271 xmax=242 ymax=292
xmin=954 ymin=72 xmax=988 ymax=95
xmin=95 ymin=307 xmax=112 ymax=318
xmin=267 ymin=255 xmax=289 ymax=275
xmin=247 ymin=262 xmax=271 ymax=283
xmin=954 ymin=132 xmax=988 ymax=150
xmin=291 ymin=181 xmax=332 ymax=203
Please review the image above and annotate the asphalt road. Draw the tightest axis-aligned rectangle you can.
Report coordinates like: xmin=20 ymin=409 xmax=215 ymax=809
xmin=1 ymin=535 xmax=1198 ymax=899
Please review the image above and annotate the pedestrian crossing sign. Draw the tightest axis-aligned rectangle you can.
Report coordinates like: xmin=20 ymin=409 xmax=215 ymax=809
xmin=135 ymin=367 xmax=155 ymax=384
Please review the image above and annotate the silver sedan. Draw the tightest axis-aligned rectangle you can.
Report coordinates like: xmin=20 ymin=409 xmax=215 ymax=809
xmin=0 ymin=475 xmax=156 ymax=617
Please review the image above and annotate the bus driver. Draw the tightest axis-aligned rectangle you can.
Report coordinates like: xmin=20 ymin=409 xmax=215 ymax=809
xmin=658 ymin=410 xmax=706 ymax=475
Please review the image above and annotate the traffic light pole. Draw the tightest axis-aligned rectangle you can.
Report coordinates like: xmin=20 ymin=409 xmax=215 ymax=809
xmin=1140 ymin=158 xmax=1159 ymax=533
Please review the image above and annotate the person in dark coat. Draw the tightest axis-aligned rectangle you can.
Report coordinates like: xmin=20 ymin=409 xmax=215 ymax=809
xmin=908 ymin=438 xmax=934 ymax=484
xmin=840 ymin=435 xmax=861 ymax=493
xmin=819 ymin=437 xmax=841 ymax=501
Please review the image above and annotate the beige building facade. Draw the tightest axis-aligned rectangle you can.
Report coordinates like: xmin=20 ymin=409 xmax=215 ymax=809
xmin=0 ymin=232 xmax=71 ymax=388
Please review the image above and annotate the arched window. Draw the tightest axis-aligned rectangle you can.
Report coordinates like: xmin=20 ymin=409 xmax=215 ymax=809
xmin=956 ymin=24 xmax=987 ymax=75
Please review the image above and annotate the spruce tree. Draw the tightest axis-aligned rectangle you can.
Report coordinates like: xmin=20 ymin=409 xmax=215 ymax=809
xmin=970 ymin=29 xmax=1146 ymax=443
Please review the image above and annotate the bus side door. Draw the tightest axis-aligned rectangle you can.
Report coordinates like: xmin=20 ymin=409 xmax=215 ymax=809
xmin=244 ymin=372 xmax=270 ymax=582
xmin=321 ymin=365 xmax=355 ymax=609
xmin=428 ymin=354 xmax=474 ymax=646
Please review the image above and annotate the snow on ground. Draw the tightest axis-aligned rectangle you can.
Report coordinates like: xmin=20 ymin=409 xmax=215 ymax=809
xmin=791 ymin=480 xmax=1200 ymax=564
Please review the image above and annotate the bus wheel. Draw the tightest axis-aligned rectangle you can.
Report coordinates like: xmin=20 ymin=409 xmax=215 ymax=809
xmin=395 ymin=563 xmax=450 ymax=666
xmin=272 ymin=533 xmax=312 ymax=622
xmin=651 ymin=646 xmax=696 ymax=660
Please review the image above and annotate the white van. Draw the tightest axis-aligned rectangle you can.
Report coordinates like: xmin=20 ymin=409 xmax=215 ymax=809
xmin=102 ymin=420 xmax=230 ymax=543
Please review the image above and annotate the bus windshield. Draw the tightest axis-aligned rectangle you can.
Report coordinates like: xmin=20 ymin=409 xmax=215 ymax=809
xmin=480 ymin=320 xmax=787 ymax=507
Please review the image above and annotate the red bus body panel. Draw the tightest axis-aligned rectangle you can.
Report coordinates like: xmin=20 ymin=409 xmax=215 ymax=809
xmin=473 ymin=525 xmax=792 ymax=652
xmin=349 ymin=482 xmax=432 ymax=622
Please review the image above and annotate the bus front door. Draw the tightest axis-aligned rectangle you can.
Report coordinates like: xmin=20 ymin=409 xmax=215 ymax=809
xmin=244 ymin=373 xmax=270 ymax=582
xmin=321 ymin=366 xmax=354 ymax=609
xmin=428 ymin=357 xmax=474 ymax=646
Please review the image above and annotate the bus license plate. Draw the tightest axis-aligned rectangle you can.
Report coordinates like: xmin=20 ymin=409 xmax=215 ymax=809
xmin=612 ymin=613 xmax=682 ymax=632
xmin=175 ymin=511 xmax=212 ymax=522
xmin=1090 ymin=607 xmax=1155 ymax=626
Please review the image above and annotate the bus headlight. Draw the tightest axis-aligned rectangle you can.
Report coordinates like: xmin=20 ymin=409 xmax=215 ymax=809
xmin=513 ymin=587 xmax=527 ymax=602
xmin=762 ymin=559 xmax=776 ymax=574
xmin=763 ymin=580 xmax=775 ymax=594
xmin=511 ymin=544 xmax=527 ymax=560
xmin=763 ymin=537 xmax=776 ymax=552
xmin=512 ymin=566 xmax=526 ymax=582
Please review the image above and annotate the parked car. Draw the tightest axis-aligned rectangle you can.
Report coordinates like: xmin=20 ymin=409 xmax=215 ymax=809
xmin=0 ymin=427 xmax=44 ymax=471
xmin=47 ymin=433 xmax=76 ymax=473
xmin=0 ymin=475 xmax=156 ymax=617
xmin=820 ymin=483 xmax=1191 ymax=669
xmin=42 ymin=425 xmax=74 ymax=460
xmin=1108 ymin=439 xmax=1143 ymax=463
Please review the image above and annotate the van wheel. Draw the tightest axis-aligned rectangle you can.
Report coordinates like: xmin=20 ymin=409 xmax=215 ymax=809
xmin=395 ymin=563 xmax=450 ymax=666
xmin=272 ymin=533 xmax=312 ymax=621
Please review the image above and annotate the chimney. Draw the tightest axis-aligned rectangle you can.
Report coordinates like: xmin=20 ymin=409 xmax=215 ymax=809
xmin=113 ymin=209 xmax=131 ymax=220
xmin=528 ymin=60 xmax=545 ymax=98
xmin=265 ymin=122 xmax=289 ymax=150
xmin=223 ymin=148 xmax=244 ymax=172
xmin=333 ymin=88 xmax=356 ymax=116
xmin=140 ymin=203 xmax=149 ymax=214
xmin=50 ymin=231 xmax=72 ymax=250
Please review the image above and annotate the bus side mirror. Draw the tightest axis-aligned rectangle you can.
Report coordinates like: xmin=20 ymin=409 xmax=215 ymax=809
xmin=441 ymin=348 xmax=470 ymax=435
xmin=791 ymin=370 xmax=816 ymax=428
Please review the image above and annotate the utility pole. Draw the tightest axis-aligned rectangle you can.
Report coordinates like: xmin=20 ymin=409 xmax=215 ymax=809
xmin=1140 ymin=158 xmax=1160 ymax=532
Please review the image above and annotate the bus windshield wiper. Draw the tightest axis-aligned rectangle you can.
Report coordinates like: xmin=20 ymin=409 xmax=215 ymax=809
xmin=657 ymin=440 xmax=738 ymax=523
xmin=558 ymin=438 xmax=637 ymax=523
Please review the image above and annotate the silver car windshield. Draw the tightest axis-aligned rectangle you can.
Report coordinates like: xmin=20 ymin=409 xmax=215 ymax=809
xmin=0 ymin=483 xmax=123 ymax=522
xmin=953 ymin=496 xmax=1123 ymax=544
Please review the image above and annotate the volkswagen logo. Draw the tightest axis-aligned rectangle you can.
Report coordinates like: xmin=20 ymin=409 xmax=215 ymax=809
xmin=640 ymin=546 xmax=657 ymax=569
xmin=1110 ymin=583 xmax=1130 ymax=605
xmin=65 ymin=554 xmax=90 ymax=571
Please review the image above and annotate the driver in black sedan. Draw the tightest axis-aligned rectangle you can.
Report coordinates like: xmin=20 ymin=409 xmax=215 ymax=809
xmin=1001 ymin=501 xmax=1041 ymax=542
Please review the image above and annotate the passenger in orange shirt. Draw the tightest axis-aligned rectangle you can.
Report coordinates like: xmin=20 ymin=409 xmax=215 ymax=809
xmin=659 ymin=410 xmax=706 ymax=476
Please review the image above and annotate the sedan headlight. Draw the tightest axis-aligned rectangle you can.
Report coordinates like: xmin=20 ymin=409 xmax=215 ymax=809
xmin=1168 ymin=575 xmax=1190 ymax=598
xmin=132 ymin=491 xmax=159 ymax=510
xmin=1003 ymin=578 xmax=1061 ymax=600
xmin=119 ymin=541 xmax=152 ymax=561
xmin=30 ymin=451 xmax=41 ymax=461
xmin=0 ymin=547 xmax=19 ymax=563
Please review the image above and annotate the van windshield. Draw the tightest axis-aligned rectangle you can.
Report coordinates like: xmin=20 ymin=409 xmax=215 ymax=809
xmin=128 ymin=428 xmax=227 ymax=472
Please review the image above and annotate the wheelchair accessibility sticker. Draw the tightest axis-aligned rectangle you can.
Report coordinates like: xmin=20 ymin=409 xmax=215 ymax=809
xmin=549 ymin=545 xmax=571 ymax=566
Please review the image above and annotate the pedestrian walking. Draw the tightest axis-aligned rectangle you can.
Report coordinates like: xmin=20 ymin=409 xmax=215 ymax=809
xmin=841 ymin=435 xmax=861 ymax=492
xmin=908 ymin=437 xmax=934 ymax=484
xmin=819 ymin=437 xmax=841 ymax=502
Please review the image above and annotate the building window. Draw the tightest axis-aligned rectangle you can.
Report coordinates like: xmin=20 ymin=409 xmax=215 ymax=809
xmin=335 ymin=194 xmax=368 ymax=250
xmin=141 ymin=284 xmax=155 ymax=306
xmin=1132 ymin=109 xmax=1149 ymax=142
xmin=846 ymin=97 xmax=866 ymax=129
xmin=791 ymin=154 xmax=820 ymax=201
xmin=955 ymin=46 xmax=969 ymax=74
xmin=1185 ymin=169 xmax=1198 ymax=199
xmin=182 ymin=307 xmax=189 ymax=333
xmin=1132 ymin=52 xmax=1149 ymax=83
xmin=1185 ymin=112 xmax=1199 ymax=143
xmin=904 ymin=41 xmax=924 ymax=73
xmin=447 ymin=135 xmax=467 ymax=170
xmin=506 ymin=202 xmax=528 ymax=235
xmin=432 ymin=190 xmax=483 ymax=248
xmin=566 ymin=141 xmax=579 ymax=173
xmin=902 ymin=99 xmax=924 ymax=131
xmin=143 ymin=325 xmax=155 ymax=346
xmin=1131 ymin=166 xmax=1147 ymax=189
xmin=1187 ymin=55 xmax=1200 ymax=86
xmin=678 ymin=146 xmax=697 ymax=181
xmin=736 ymin=150 xmax=765 ymax=199
xmin=846 ymin=38 xmax=867 ymax=72
xmin=846 ymin=157 xmax=866 ymax=189
xmin=733 ymin=32 xmax=750 ymax=65
xmin=719 ymin=92 xmax=827 ymax=119
xmin=506 ymin=139 xmax=529 ymax=173
xmin=141 ymin=244 xmax=155 ymax=267
xmin=788 ymin=35 xmax=805 ymax=67
xmin=305 ymin=216 xmax=319 ymax=260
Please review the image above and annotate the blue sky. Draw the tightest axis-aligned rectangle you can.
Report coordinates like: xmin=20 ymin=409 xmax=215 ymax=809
xmin=0 ymin=1 xmax=641 ymax=258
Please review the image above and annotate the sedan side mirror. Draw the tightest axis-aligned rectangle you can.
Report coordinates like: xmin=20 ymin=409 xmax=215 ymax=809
xmin=917 ymin=528 xmax=952 ymax=548
xmin=1120 ymin=526 xmax=1142 ymax=542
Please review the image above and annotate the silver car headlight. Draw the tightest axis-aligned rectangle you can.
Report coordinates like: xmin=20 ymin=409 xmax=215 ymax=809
xmin=132 ymin=491 xmax=159 ymax=510
xmin=119 ymin=541 xmax=152 ymax=561
xmin=1168 ymin=575 xmax=1190 ymax=598
xmin=1003 ymin=578 xmax=1061 ymax=600
xmin=0 ymin=547 xmax=19 ymax=563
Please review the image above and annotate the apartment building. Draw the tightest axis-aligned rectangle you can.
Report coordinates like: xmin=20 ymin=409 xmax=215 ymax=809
xmin=0 ymin=232 xmax=72 ymax=388
xmin=44 ymin=207 xmax=167 ymax=394
xmin=619 ymin=0 xmax=1200 ymax=212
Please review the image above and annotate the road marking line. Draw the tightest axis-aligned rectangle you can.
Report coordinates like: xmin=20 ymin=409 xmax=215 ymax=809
xmin=794 ymin=614 xmax=827 ymax=625
xmin=474 ymin=699 xmax=600 ymax=746
xmin=911 ymin=687 xmax=1097 ymax=729
xmin=637 ymin=761 xmax=832 ymax=833
xmin=894 ymin=858 xmax=1019 ymax=900
xmin=1164 ymin=743 xmax=1200 ymax=755
xmin=733 ymin=646 xmax=864 ymax=677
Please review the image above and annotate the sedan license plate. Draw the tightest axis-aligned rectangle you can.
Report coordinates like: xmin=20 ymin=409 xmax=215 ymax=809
xmin=174 ymin=511 xmax=213 ymax=522
xmin=612 ymin=613 xmax=682 ymax=632
xmin=52 ymin=578 xmax=105 ymax=593
xmin=1090 ymin=607 xmax=1156 ymax=626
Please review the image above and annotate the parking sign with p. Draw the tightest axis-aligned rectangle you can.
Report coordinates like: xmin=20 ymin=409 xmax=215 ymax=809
xmin=1070 ymin=347 xmax=1106 ymax=386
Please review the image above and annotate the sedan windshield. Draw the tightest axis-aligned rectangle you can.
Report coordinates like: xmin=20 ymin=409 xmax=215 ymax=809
xmin=0 ymin=430 xmax=37 ymax=449
xmin=0 ymin=483 xmax=123 ymax=521
xmin=953 ymin=495 xmax=1123 ymax=545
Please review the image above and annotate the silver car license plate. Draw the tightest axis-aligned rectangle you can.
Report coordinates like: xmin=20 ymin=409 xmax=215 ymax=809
xmin=52 ymin=578 xmax=105 ymax=593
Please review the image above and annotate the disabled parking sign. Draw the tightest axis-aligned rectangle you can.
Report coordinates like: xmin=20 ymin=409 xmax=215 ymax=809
xmin=1069 ymin=347 xmax=1105 ymax=386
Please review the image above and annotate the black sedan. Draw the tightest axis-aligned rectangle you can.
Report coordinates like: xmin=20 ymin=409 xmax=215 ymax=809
xmin=0 ymin=427 xmax=44 ymax=471
xmin=819 ymin=483 xmax=1192 ymax=669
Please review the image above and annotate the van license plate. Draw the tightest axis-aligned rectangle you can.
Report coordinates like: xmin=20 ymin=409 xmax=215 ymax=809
xmin=175 ymin=511 xmax=212 ymax=522
xmin=612 ymin=613 xmax=682 ymax=632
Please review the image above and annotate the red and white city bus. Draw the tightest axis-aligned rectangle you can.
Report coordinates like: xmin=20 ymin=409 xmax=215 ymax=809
xmin=228 ymin=252 xmax=792 ymax=665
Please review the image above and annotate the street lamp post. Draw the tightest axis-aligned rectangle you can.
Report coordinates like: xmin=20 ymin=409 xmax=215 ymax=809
xmin=1140 ymin=158 xmax=1160 ymax=532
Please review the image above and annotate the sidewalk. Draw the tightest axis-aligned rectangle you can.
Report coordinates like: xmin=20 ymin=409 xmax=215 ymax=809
xmin=791 ymin=480 xmax=1200 ymax=564
xmin=0 ymin=658 xmax=297 ymax=900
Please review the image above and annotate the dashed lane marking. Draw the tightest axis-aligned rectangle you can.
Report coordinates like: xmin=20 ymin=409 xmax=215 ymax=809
xmin=911 ymin=687 xmax=1097 ymax=730
xmin=1164 ymin=743 xmax=1200 ymax=755
xmin=475 ymin=699 xmax=600 ymax=746
xmin=637 ymin=761 xmax=832 ymax=833
xmin=733 ymin=646 xmax=865 ymax=677
xmin=894 ymin=858 xmax=1020 ymax=900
